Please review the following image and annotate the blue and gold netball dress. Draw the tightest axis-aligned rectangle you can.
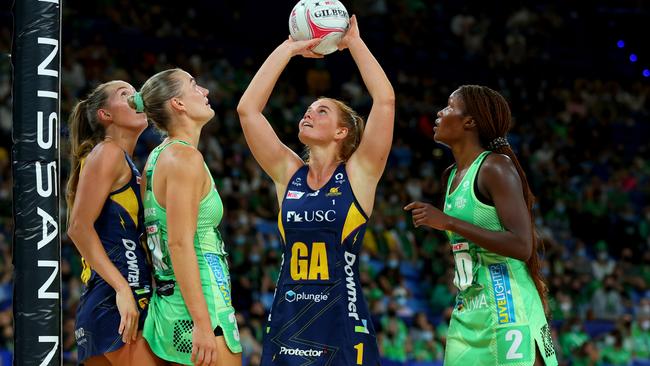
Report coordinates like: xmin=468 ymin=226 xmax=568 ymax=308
xmin=75 ymin=152 xmax=152 ymax=362
xmin=261 ymin=164 xmax=379 ymax=366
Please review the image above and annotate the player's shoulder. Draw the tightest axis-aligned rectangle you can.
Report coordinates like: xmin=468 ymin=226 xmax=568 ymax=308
xmin=480 ymin=152 xmax=520 ymax=185
xmin=482 ymin=152 xmax=516 ymax=173
xmin=160 ymin=143 xmax=204 ymax=174
xmin=84 ymin=141 xmax=126 ymax=170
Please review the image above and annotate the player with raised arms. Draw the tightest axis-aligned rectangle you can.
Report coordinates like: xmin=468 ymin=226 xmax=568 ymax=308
xmin=237 ymin=13 xmax=395 ymax=366
xmin=405 ymin=85 xmax=559 ymax=366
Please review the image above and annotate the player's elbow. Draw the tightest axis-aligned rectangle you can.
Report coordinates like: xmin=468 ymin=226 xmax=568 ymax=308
xmin=517 ymin=239 xmax=533 ymax=262
xmin=167 ymin=239 xmax=189 ymax=252
xmin=236 ymin=100 xmax=256 ymax=119
xmin=374 ymin=91 xmax=395 ymax=108
xmin=66 ymin=220 xmax=82 ymax=242
xmin=518 ymin=249 xmax=532 ymax=262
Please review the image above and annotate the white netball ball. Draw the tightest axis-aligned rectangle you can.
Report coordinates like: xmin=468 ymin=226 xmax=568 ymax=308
xmin=289 ymin=0 xmax=350 ymax=55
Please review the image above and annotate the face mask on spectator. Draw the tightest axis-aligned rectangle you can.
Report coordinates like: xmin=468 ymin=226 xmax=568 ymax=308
xmin=642 ymin=320 xmax=650 ymax=330
xmin=598 ymin=252 xmax=608 ymax=261
xmin=250 ymin=254 xmax=261 ymax=263
xmin=422 ymin=331 xmax=433 ymax=341
xmin=388 ymin=259 xmax=399 ymax=269
xmin=642 ymin=304 xmax=650 ymax=313
xmin=396 ymin=220 xmax=407 ymax=230
xmin=561 ymin=302 xmax=571 ymax=312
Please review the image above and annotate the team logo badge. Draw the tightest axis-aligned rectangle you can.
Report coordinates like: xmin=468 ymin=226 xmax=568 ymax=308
xmin=326 ymin=187 xmax=342 ymax=196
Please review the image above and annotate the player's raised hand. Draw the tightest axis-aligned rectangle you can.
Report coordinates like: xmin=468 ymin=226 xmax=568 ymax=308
xmin=337 ymin=15 xmax=360 ymax=51
xmin=404 ymin=201 xmax=450 ymax=230
xmin=284 ymin=36 xmax=324 ymax=58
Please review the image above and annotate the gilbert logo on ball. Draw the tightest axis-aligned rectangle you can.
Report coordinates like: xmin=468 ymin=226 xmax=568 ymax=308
xmin=289 ymin=0 xmax=350 ymax=55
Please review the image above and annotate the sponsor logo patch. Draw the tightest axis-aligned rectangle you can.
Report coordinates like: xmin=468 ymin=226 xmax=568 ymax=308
xmin=286 ymin=190 xmax=305 ymax=200
xmin=326 ymin=186 xmax=342 ymax=197
xmin=451 ymin=242 xmax=469 ymax=252
xmin=344 ymin=251 xmax=370 ymax=333
xmin=205 ymin=253 xmax=232 ymax=306
xmin=291 ymin=177 xmax=302 ymax=187
xmin=279 ymin=346 xmax=324 ymax=357
xmin=489 ymin=263 xmax=516 ymax=324
xmin=286 ymin=210 xmax=336 ymax=223
xmin=284 ymin=290 xmax=329 ymax=303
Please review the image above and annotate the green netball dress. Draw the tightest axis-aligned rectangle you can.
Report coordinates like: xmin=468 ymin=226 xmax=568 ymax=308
xmin=443 ymin=151 xmax=558 ymax=366
xmin=142 ymin=140 xmax=241 ymax=364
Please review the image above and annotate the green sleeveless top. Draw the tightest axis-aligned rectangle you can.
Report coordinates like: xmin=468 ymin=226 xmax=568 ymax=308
xmin=143 ymin=139 xmax=226 ymax=282
xmin=444 ymin=150 xmax=505 ymax=291
xmin=443 ymin=151 xmax=558 ymax=366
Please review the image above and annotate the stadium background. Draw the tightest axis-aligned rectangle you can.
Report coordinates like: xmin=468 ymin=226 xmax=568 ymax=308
xmin=1 ymin=0 xmax=649 ymax=365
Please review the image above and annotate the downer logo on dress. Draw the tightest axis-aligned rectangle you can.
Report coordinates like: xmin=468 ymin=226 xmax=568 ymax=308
xmin=285 ymin=290 xmax=329 ymax=303
xmin=286 ymin=210 xmax=336 ymax=223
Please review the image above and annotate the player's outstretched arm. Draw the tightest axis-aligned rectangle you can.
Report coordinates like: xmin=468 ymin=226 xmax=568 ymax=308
xmin=342 ymin=15 xmax=395 ymax=183
xmin=237 ymin=38 xmax=322 ymax=187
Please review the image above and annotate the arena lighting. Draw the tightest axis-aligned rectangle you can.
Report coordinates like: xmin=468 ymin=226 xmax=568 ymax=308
xmin=643 ymin=69 xmax=650 ymax=78
xmin=629 ymin=54 xmax=638 ymax=62
xmin=617 ymin=40 xmax=625 ymax=48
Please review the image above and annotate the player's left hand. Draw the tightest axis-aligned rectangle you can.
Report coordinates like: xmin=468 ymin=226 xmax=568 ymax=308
xmin=338 ymin=15 xmax=360 ymax=51
xmin=404 ymin=201 xmax=450 ymax=230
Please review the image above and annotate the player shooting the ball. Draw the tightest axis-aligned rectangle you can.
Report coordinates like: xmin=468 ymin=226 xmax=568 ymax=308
xmin=237 ymin=13 xmax=395 ymax=366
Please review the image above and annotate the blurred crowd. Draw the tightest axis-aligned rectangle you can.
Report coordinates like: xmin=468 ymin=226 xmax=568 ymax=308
xmin=1 ymin=0 xmax=650 ymax=365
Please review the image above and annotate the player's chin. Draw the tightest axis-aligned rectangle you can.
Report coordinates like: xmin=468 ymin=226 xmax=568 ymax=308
xmin=204 ymin=109 xmax=216 ymax=121
xmin=298 ymin=130 xmax=309 ymax=145
xmin=433 ymin=130 xmax=443 ymax=143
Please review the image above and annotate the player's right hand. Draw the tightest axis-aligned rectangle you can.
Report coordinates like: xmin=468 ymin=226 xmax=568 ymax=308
xmin=191 ymin=325 xmax=218 ymax=366
xmin=284 ymin=37 xmax=323 ymax=58
xmin=115 ymin=287 xmax=139 ymax=344
xmin=337 ymin=14 xmax=360 ymax=51
xmin=404 ymin=201 xmax=450 ymax=230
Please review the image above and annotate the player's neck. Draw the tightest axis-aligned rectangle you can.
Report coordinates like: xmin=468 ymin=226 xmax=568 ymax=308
xmin=308 ymin=146 xmax=341 ymax=169
xmin=307 ymin=149 xmax=341 ymax=187
xmin=452 ymin=143 xmax=485 ymax=171
xmin=103 ymin=127 xmax=139 ymax=156
xmin=167 ymin=121 xmax=202 ymax=148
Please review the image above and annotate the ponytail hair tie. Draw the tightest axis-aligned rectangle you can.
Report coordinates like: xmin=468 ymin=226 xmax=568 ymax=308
xmin=133 ymin=92 xmax=145 ymax=113
xmin=487 ymin=136 xmax=509 ymax=150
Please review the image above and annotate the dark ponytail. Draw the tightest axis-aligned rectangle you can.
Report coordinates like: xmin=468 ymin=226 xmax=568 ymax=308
xmin=457 ymin=85 xmax=549 ymax=314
